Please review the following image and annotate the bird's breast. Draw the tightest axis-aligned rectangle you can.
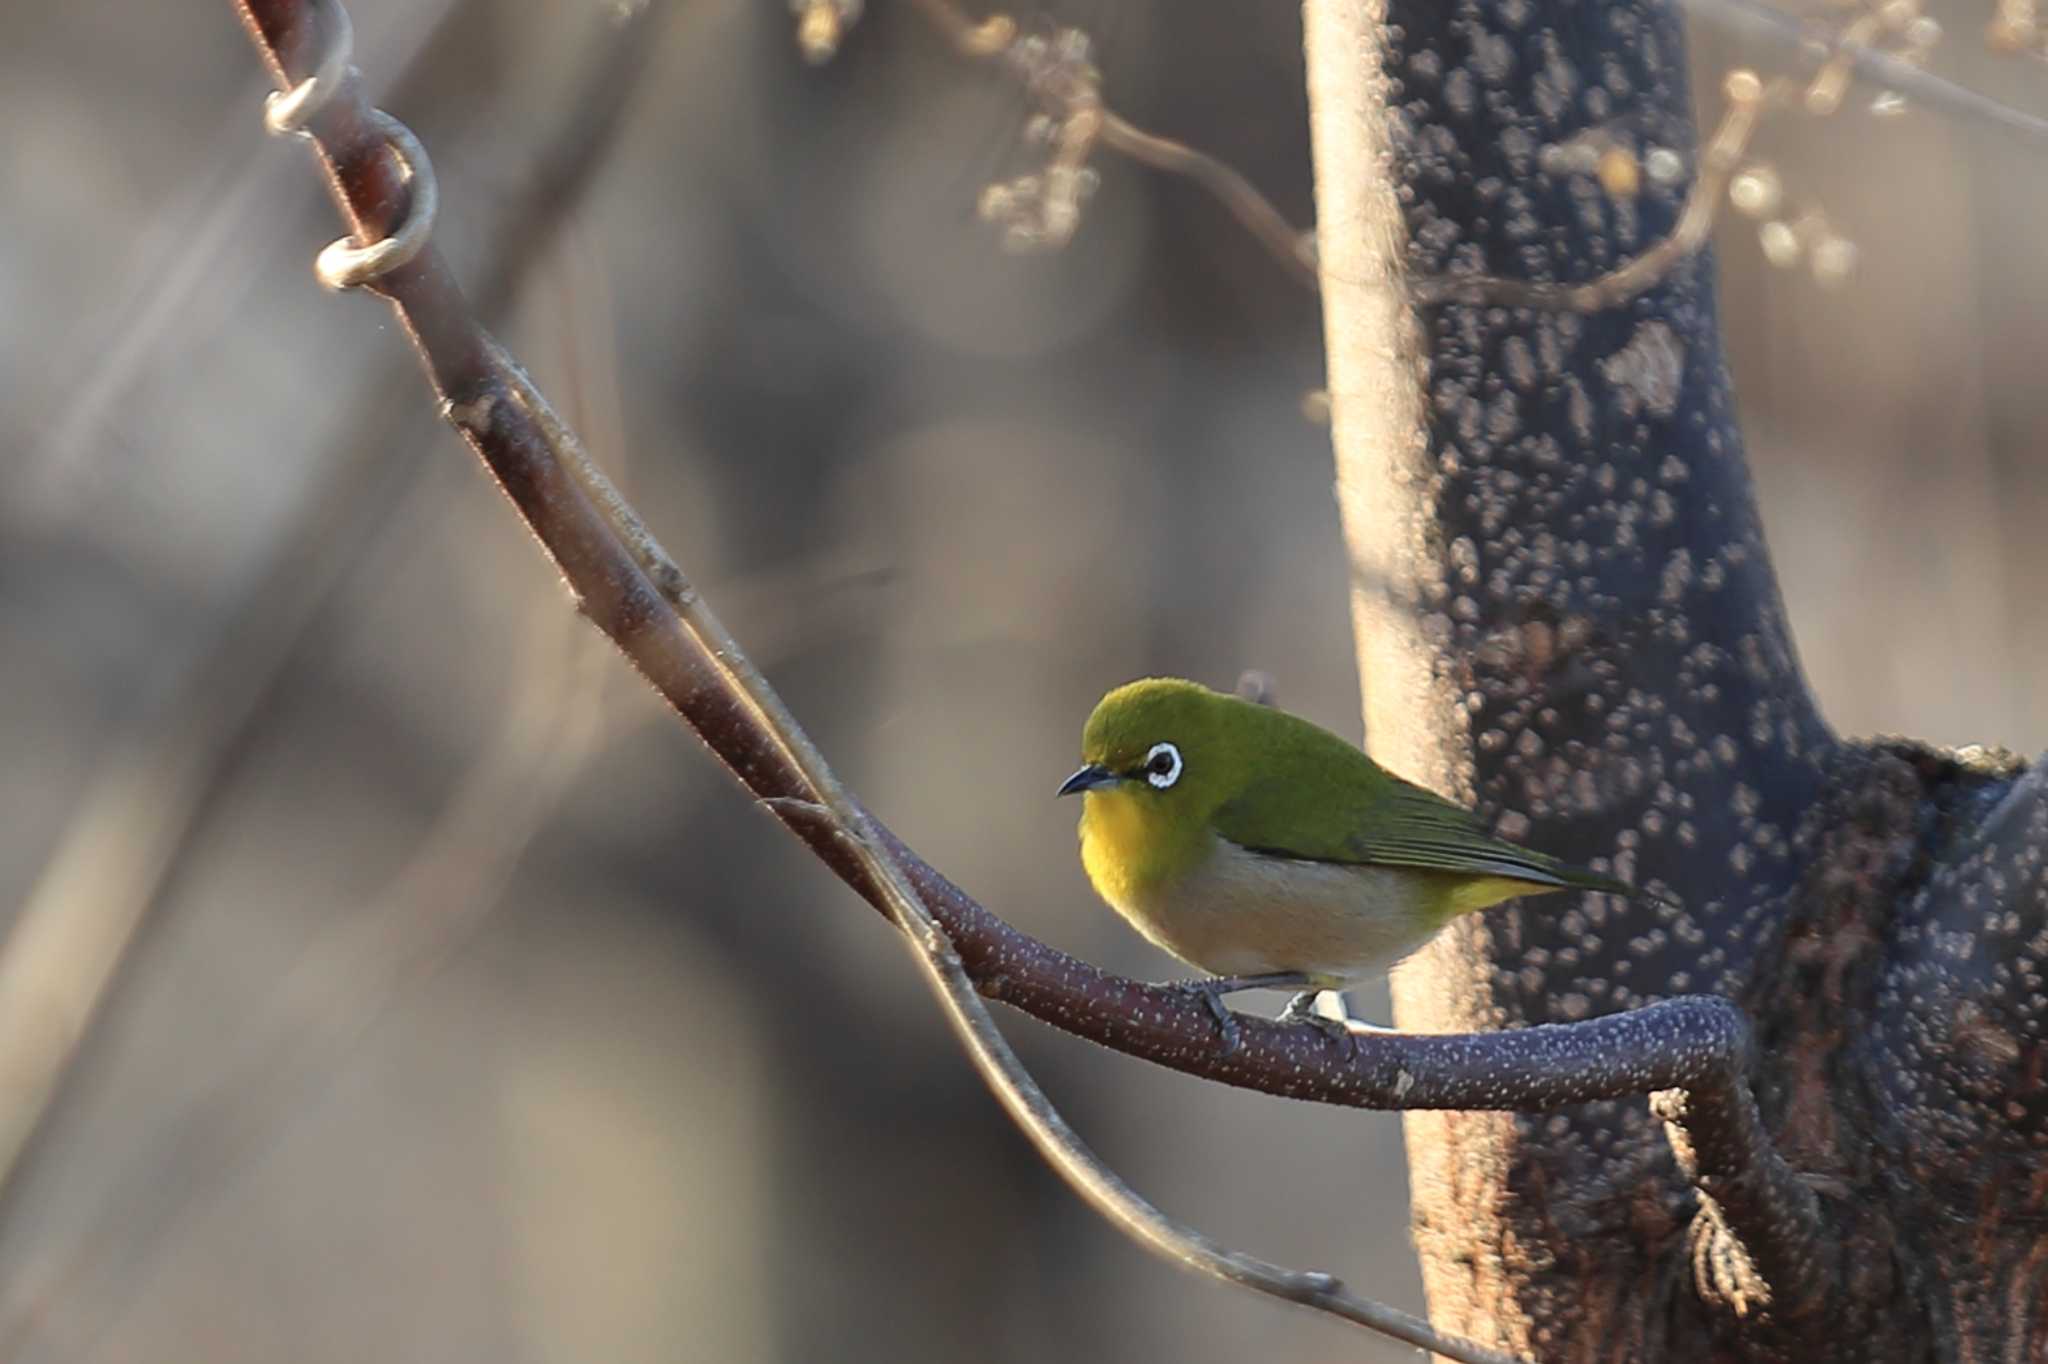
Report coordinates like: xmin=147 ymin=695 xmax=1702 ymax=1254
xmin=1085 ymin=820 xmax=1447 ymax=987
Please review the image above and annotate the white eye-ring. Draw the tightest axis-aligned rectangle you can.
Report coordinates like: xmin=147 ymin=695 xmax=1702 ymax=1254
xmin=1143 ymin=741 xmax=1183 ymax=790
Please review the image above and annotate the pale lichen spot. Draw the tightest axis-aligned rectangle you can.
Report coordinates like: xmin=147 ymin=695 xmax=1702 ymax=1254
xmin=1502 ymin=336 xmax=1538 ymax=391
xmin=1500 ymin=126 xmax=1537 ymax=177
xmin=1600 ymin=321 xmax=1685 ymax=419
xmin=1445 ymin=66 xmax=1478 ymax=116
xmin=1449 ymin=534 xmax=1481 ymax=584
xmin=1471 ymin=32 xmax=1517 ymax=83
xmin=1660 ymin=548 xmax=1693 ymax=603
xmin=1566 ymin=379 xmax=1595 ymax=441
xmin=1487 ymin=390 xmax=1522 ymax=442
xmin=1532 ymin=36 xmax=1579 ymax=123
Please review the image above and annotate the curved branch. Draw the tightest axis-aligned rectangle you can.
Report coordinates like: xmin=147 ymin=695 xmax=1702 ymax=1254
xmin=230 ymin=0 xmax=1832 ymax=1346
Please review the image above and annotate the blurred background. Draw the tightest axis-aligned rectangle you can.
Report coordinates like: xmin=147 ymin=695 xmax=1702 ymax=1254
xmin=1 ymin=1 xmax=2044 ymax=1360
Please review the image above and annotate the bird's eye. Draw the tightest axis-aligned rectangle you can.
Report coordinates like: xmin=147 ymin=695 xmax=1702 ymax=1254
xmin=1143 ymin=742 xmax=1182 ymax=790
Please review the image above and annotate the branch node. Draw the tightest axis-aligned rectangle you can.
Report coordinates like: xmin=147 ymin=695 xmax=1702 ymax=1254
xmin=760 ymin=796 xmax=833 ymax=823
xmin=1299 ymin=1270 xmax=1341 ymax=1297
xmin=442 ymin=389 xmax=498 ymax=435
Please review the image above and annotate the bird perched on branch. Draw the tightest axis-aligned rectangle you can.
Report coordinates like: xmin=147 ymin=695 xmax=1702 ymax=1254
xmin=1059 ymin=677 xmax=1648 ymax=1050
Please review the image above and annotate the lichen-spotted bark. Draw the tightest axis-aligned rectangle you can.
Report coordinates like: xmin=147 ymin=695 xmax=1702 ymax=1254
xmin=1306 ymin=0 xmax=2048 ymax=1357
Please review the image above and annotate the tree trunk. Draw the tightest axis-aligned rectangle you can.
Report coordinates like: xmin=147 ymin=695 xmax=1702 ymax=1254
xmin=1304 ymin=0 xmax=2048 ymax=1358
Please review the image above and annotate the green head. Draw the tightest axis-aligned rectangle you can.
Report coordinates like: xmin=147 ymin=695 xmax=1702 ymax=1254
xmin=1057 ymin=679 xmax=1249 ymax=825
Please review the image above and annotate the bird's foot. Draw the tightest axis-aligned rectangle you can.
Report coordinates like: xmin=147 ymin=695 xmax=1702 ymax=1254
xmin=1184 ymin=982 xmax=1243 ymax=1054
xmin=1154 ymin=972 xmax=1311 ymax=1056
xmin=1279 ymin=990 xmax=1359 ymax=1056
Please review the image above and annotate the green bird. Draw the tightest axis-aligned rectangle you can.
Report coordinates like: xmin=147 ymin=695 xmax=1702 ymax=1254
xmin=1057 ymin=677 xmax=1644 ymax=1049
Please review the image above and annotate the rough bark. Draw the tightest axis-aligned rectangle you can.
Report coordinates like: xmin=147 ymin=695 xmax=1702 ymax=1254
xmin=1305 ymin=0 xmax=2048 ymax=1359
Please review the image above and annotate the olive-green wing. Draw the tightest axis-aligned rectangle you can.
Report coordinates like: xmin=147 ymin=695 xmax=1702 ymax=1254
xmin=1215 ymin=767 xmax=1633 ymax=896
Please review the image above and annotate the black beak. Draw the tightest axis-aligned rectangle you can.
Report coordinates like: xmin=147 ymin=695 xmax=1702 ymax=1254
xmin=1056 ymin=763 xmax=1116 ymax=797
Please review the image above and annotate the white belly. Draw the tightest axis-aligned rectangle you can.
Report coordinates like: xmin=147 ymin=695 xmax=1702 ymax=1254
xmin=1108 ymin=835 xmax=1438 ymax=988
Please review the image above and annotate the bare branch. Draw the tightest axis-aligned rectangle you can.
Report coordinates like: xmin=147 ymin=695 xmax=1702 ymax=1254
xmin=905 ymin=0 xmax=1318 ymax=286
xmin=1099 ymin=113 xmax=1320 ymax=286
xmin=1410 ymin=71 xmax=1768 ymax=311
xmin=899 ymin=0 xmax=2048 ymax=320
xmin=1416 ymin=0 xmax=2048 ymax=306
xmin=229 ymin=0 xmax=1833 ymax=1349
xmin=1680 ymin=0 xmax=2048 ymax=148
xmin=0 ymin=224 xmax=664 ymax=1359
xmin=0 ymin=0 xmax=669 ymax=1221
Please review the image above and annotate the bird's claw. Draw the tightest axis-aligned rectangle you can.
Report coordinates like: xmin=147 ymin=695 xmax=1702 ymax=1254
xmin=1279 ymin=991 xmax=1358 ymax=1057
xmin=1154 ymin=972 xmax=1313 ymax=1056
xmin=1167 ymin=981 xmax=1244 ymax=1054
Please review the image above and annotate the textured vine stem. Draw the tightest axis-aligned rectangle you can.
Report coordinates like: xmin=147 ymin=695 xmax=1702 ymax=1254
xmin=232 ymin=0 xmax=1828 ymax=1344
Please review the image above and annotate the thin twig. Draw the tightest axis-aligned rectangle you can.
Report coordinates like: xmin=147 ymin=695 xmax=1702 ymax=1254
xmin=0 ymin=230 xmax=637 ymax=1360
xmin=1 ymin=562 xmax=609 ymax=1364
xmin=1680 ymin=0 xmax=2048 ymax=148
xmin=231 ymin=0 xmax=1831 ymax=1349
xmin=904 ymin=0 xmax=1317 ymax=286
xmin=1416 ymin=0 xmax=2048 ymax=306
xmin=1410 ymin=78 xmax=1769 ymax=309
xmin=15 ymin=0 xmax=478 ymax=523
xmin=900 ymin=0 xmax=2048 ymax=314
xmin=1099 ymin=112 xmax=1319 ymax=285
xmin=0 ymin=0 xmax=671 ymax=1226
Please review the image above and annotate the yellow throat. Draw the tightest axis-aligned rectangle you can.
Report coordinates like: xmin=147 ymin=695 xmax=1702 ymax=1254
xmin=1078 ymin=785 xmax=1201 ymax=912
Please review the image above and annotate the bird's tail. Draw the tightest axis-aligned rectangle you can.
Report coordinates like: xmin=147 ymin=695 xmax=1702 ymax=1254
xmin=1551 ymin=860 xmax=1676 ymax=908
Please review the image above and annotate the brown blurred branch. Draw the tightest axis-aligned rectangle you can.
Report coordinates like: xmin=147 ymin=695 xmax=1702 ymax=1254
xmin=1100 ymin=111 xmax=1319 ymax=283
xmin=228 ymin=0 xmax=1833 ymax=1351
xmin=0 ymin=0 xmax=668 ymax=1224
xmin=0 ymin=234 xmax=648 ymax=1361
xmin=2 ymin=557 xmax=609 ymax=1363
